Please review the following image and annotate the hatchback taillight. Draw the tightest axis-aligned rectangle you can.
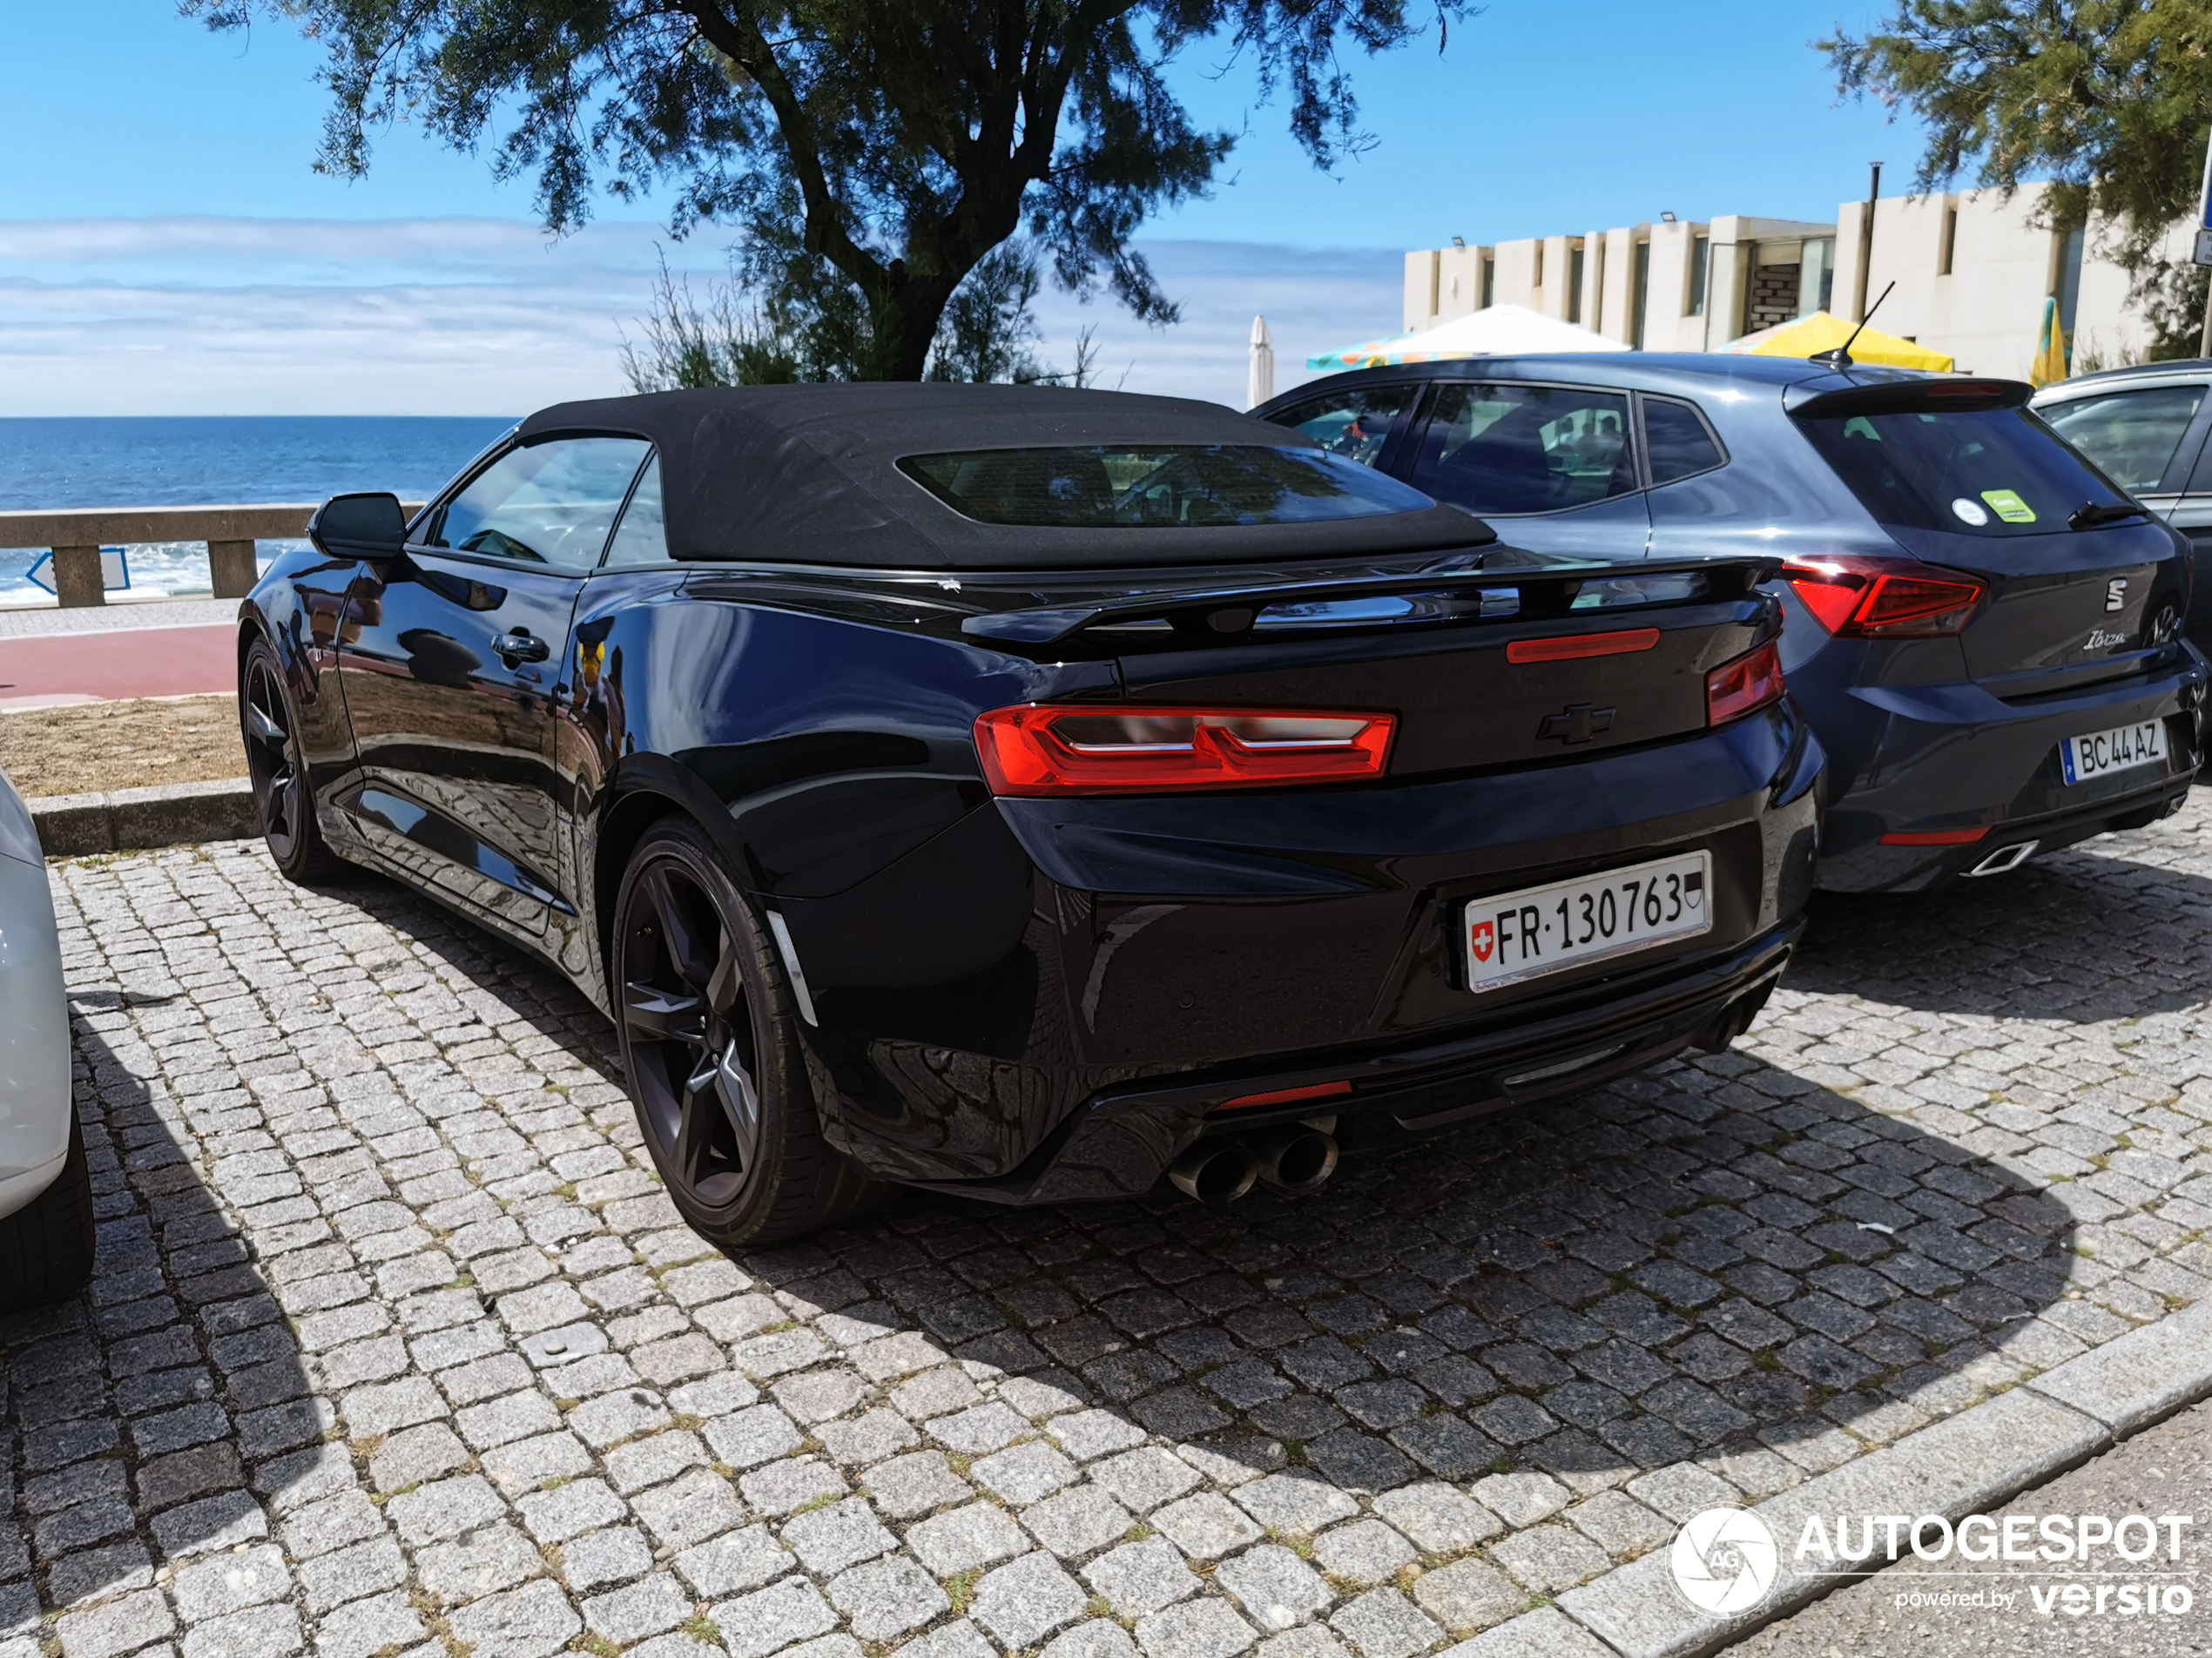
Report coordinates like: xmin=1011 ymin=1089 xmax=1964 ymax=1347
xmin=1784 ymin=555 xmax=1985 ymax=637
xmin=974 ymin=704 xmax=1395 ymax=796
xmin=1706 ymin=640 xmax=1784 ymax=726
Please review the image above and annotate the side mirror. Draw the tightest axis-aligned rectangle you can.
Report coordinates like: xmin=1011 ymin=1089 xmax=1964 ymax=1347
xmin=309 ymin=492 xmax=408 ymax=557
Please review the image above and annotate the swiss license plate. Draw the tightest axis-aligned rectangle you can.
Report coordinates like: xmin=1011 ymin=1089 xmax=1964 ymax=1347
xmin=1465 ymin=851 xmax=1713 ymax=992
xmin=2059 ymin=720 xmax=2165 ymax=785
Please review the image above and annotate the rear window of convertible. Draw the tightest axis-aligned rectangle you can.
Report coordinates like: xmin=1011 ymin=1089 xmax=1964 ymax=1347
xmin=900 ymin=445 xmax=1436 ymax=527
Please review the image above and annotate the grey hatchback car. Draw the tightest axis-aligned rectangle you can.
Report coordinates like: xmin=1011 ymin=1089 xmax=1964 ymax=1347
xmin=1259 ymin=354 xmax=2207 ymax=892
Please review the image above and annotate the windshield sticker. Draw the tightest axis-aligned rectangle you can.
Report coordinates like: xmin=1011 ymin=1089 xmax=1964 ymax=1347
xmin=1951 ymin=496 xmax=1991 ymax=527
xmin=1979 ymin=488 xmax=2038 ymax=523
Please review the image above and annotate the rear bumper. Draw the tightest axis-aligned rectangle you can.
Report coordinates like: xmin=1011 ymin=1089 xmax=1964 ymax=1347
xmin=1803 ymin=646 xmax=2208 ymax=892
xmin=907 ymin=920 xmax=1799 ymax=1205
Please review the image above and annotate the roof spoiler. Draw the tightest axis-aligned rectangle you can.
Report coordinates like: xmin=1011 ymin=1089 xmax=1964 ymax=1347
xmin=1784 ymin=377 xmax=2031 ymax=420
xmin=959 ymin=556 xmax=1780 ymax=650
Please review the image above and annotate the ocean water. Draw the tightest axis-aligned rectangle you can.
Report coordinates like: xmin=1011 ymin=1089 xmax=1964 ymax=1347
xmin=0 ymin=416 xmax=516 ymax=597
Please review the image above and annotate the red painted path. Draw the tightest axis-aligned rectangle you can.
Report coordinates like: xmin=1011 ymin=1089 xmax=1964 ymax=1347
xmin=0 ymin=624 xmax=234 ymax=709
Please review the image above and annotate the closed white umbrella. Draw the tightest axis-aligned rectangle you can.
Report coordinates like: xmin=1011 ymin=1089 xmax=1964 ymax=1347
xmin=1248 ymin=315 xmax=1275 ymax=409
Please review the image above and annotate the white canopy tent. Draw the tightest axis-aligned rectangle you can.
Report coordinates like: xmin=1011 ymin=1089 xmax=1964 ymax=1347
xmin=1307 ymin=304 xmax=1629 ymax=371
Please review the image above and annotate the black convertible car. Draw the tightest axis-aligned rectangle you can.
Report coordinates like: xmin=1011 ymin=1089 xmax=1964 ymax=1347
xmin=239 ymin=386 xmax=1821 ymax=1245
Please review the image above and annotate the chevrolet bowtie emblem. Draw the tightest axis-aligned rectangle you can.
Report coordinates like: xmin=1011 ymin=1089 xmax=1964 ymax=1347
xmin=1538 ymin=703 xmax=1616 ymax=743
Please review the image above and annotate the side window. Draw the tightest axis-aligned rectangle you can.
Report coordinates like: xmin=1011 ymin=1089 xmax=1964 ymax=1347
xmin=602 ymin=456 xmax=670 ymax=567
xmin=1642 ymin=397 xmax=1726 ymax=484
xmin=1262 ymin=384 xmax=1416 ymax=468
xmin=1408 ymin=383 xmax=1636 ymax=515
xmin=430 ymin=437 xmax=651 ymax=572
xmin=2041 ymin=387 xmax=2207 ymax=495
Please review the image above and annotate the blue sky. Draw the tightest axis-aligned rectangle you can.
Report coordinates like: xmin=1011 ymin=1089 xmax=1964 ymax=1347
xmin=0 ymin=0 xmax=1923 ymax=413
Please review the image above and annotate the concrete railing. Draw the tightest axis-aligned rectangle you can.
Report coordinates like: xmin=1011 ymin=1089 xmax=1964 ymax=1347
xmin=0 ymin=502 xmax=426 ymax=608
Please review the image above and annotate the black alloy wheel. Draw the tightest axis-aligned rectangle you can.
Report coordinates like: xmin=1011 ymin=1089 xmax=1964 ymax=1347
xmin=611 ymin=819 xmax=883 ymax=1248
xmin=239 ymin=640 xmax=343 ymax=882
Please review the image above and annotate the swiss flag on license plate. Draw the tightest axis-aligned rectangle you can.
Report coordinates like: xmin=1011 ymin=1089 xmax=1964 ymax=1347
xmin=1469 ymin=919 xmax=1494 ymax=962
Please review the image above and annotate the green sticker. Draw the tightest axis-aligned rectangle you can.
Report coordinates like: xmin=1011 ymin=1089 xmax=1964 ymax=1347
xmin=1980 ymin=489 xmax=2038 ymax=523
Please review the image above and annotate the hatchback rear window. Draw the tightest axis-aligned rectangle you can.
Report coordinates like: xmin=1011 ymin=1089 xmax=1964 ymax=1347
xmin=1795 ymin=406 xmax=2129 ymax=536
xmin=900 ymin=445 xmax=1433 ymax=527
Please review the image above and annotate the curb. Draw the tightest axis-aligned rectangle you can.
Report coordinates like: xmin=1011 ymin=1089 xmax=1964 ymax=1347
xmin=1453 ymin=1297 xmax=2212 ymax=1658
xmin=31 ymin=778 xmax=258 ymax=856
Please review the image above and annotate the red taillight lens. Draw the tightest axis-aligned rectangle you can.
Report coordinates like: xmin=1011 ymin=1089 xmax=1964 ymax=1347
xmin=1706 ymin=640 xmax=1784 ymax=726
xmin=974 ymin=704 xmax=1395 ymax=796
xmin=1784 ymin=556 xmax=1985 ymax=637
xmin=1879 ymin=826 xmax=1992 ymax=846
xmin=1217 ymin=1081 xmax=1352 ymax=1112
xmin=1505 ymin=627 xmax=1662 ymax=664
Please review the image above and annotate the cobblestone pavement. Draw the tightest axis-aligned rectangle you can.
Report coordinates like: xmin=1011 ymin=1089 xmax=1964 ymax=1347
xmin=9 ymin=797 xmax=2212 ymax=1658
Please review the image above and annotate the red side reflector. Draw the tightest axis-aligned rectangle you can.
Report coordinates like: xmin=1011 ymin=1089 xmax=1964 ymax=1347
xmin=1217 ymin=1081 xmax=1352 ymax=1112
xmin=1879 ymin=826 xmax=1992 ymax=846
xmin=974 ymin=705 xmax=1395 ymax=797
xmin=1506 ymin=627 xmax=1662 ymax=664
xmin=1706 ymin=639 xmax=1784 ymax=725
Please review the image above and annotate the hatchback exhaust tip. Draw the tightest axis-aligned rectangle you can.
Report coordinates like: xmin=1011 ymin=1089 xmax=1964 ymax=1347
xmin=1245 ymin=1126 xmax=1339 ymax=1195
xmin=1169 ymin=1142 xmax=1260 ymax=1205
xmin=1964 ymin=839 xmax=2038 ymax=877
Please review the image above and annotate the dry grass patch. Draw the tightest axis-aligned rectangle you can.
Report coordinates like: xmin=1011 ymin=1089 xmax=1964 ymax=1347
xmin=0 ymin=694 xmax=244 ymax=797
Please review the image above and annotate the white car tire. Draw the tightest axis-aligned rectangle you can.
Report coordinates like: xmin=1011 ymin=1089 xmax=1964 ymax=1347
xmin=0 ymin=1105 xmax=94 ymax=1311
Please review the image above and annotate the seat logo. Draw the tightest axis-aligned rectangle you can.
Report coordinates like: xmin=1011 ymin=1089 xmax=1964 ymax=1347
xmin=1672 ymin=1507 xmax=1779 ymax=1613
xmin=2106 ymin=577 xmax=2128 ymax=612
xmin=1538 ymin=703 xmax=1616 ymax=743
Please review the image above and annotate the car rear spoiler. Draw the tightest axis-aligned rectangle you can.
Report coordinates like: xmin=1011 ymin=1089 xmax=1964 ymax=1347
xmin=958 ymin=556 xmax=1780 ymax=650
xmin=1784 ymin=376 xmax=2031 ymax=420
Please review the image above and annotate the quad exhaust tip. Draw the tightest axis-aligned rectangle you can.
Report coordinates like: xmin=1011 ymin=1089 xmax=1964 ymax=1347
xmin=1168 ymin=1142 xmax=1259 ymax=1206
xmin=1170 ymin=1122 xmax=1340 ymax=1204
xmin=1964 ymin=839 xmax=2038 ymax=877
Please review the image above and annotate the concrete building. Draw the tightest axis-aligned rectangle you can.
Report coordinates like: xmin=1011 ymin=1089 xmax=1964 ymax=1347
xmin=1403 ymin=185 xmax=2192 ymax=379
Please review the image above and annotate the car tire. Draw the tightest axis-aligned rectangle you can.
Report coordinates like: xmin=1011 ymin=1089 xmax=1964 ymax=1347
xmin=611 ymin=818 xmax=887 ymax=1249
xmin=0 ymin=1104 xmax=95 ymax=1313
xmin=239 ymin=638 xmax=346 ymax=885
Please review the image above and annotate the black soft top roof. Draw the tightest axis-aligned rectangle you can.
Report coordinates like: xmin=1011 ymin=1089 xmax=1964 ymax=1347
xmin=516 ymin=383 xmax=1491 ymax=570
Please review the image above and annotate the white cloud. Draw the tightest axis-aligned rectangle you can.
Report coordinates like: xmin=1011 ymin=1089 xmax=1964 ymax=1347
xmin=0 ymin=216 xmax=1401 ymax=415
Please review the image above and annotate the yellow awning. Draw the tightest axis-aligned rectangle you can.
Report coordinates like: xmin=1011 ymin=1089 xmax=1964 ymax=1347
xmin=1722 ymin=310 xmax=1954 ymax=373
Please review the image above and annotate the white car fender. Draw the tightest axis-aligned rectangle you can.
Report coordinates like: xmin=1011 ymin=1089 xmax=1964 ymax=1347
xmin=0 ymin=784 xmax=72 ymax=1223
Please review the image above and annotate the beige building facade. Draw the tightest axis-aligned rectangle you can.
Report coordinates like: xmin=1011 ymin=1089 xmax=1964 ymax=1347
xmin=1404 ymin=185 xmax=2188 ymax=379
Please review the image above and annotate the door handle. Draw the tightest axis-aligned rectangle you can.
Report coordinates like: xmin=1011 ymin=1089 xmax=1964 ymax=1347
xmin=492 ymin=630 xmax=550 ymax=664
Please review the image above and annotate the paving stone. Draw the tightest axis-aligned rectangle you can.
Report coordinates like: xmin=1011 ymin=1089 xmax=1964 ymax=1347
xmin=862 ymin=1451 xmax=973 ymax=1520
xmin=1312 ymin=1520 xmax=1414 ymax=1587
xmin=974 ymin=1439 xmax=1079 ymax=1505
xmin=1216 ymin=1544 xmax=1333 ymax=1633
xmin=712 ymin=1577 xmax=840 ymax=1658
xmin=561 ymin=1527 xmax=655 ymax=1593
xmin=1408 ymin=1559 xmax=1522 ymax=1636
xmin=1136 ymin=1598 xmax=1258 ymax=1658
xmin=1152 ymin=1492 xmax=1264 ymax=1559
xmin=1091 ymin=1446 xmax=1204 ymax=1513
xmin=1327 ymin=1589 xmax=1441 ymax=1658
xmin=583 ymin=1573 xmax=693 ymax=1641
xmin=1043 ymin=1621 xmax=1142 ymax=1658
xmin=907 ymin=1501 xmax=1031 ymax=1576
xmin=779 ymin=1496 xmax=896 ymax=1575
xmin=824 ymin=1556 xmax=949 ymax=1641
xmin=443 ymin=1579 xmax=579 ymax=1658
xmin=1023 ymin=1483 xmax=1137 ymax=1560
xmin=1371 ymin=1486 xmax=1501 ymax=1556
xmin=972 ymin=1550 xmax=1089 ymax=1647
xmin=1232 ymin=1475 xmax=1361 ymax=1536
xmin=1082 ymin=1538 xmax=1202 ymax=1617
xmin=416 ymin=1522 xmax=544 ymax=1601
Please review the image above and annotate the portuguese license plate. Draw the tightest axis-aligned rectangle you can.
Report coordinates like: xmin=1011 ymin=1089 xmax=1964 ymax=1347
xmin=2059 ymin=720 xmax=2165 ymax=785
xmin=1466 ymin=851 xmax=1712 ymax=992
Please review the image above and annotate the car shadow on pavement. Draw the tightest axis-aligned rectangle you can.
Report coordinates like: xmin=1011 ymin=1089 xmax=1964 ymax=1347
xmin=334 ymin=858 xmax=2094 ymax=1524
xmin=0 ymin=1008 xmax=317 ymax=1622
xmin=1788 ymin=836 xmax=2212 ymax=1022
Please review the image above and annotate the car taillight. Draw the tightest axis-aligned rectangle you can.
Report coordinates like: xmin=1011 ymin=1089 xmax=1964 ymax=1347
xmin=1706 ymin=640 xmax=1784 ymax=726
xmin=1784 ymin=556 xmax=1985 ymax=637
xmin=974 ymin=704 xmax=1396 ymax=796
